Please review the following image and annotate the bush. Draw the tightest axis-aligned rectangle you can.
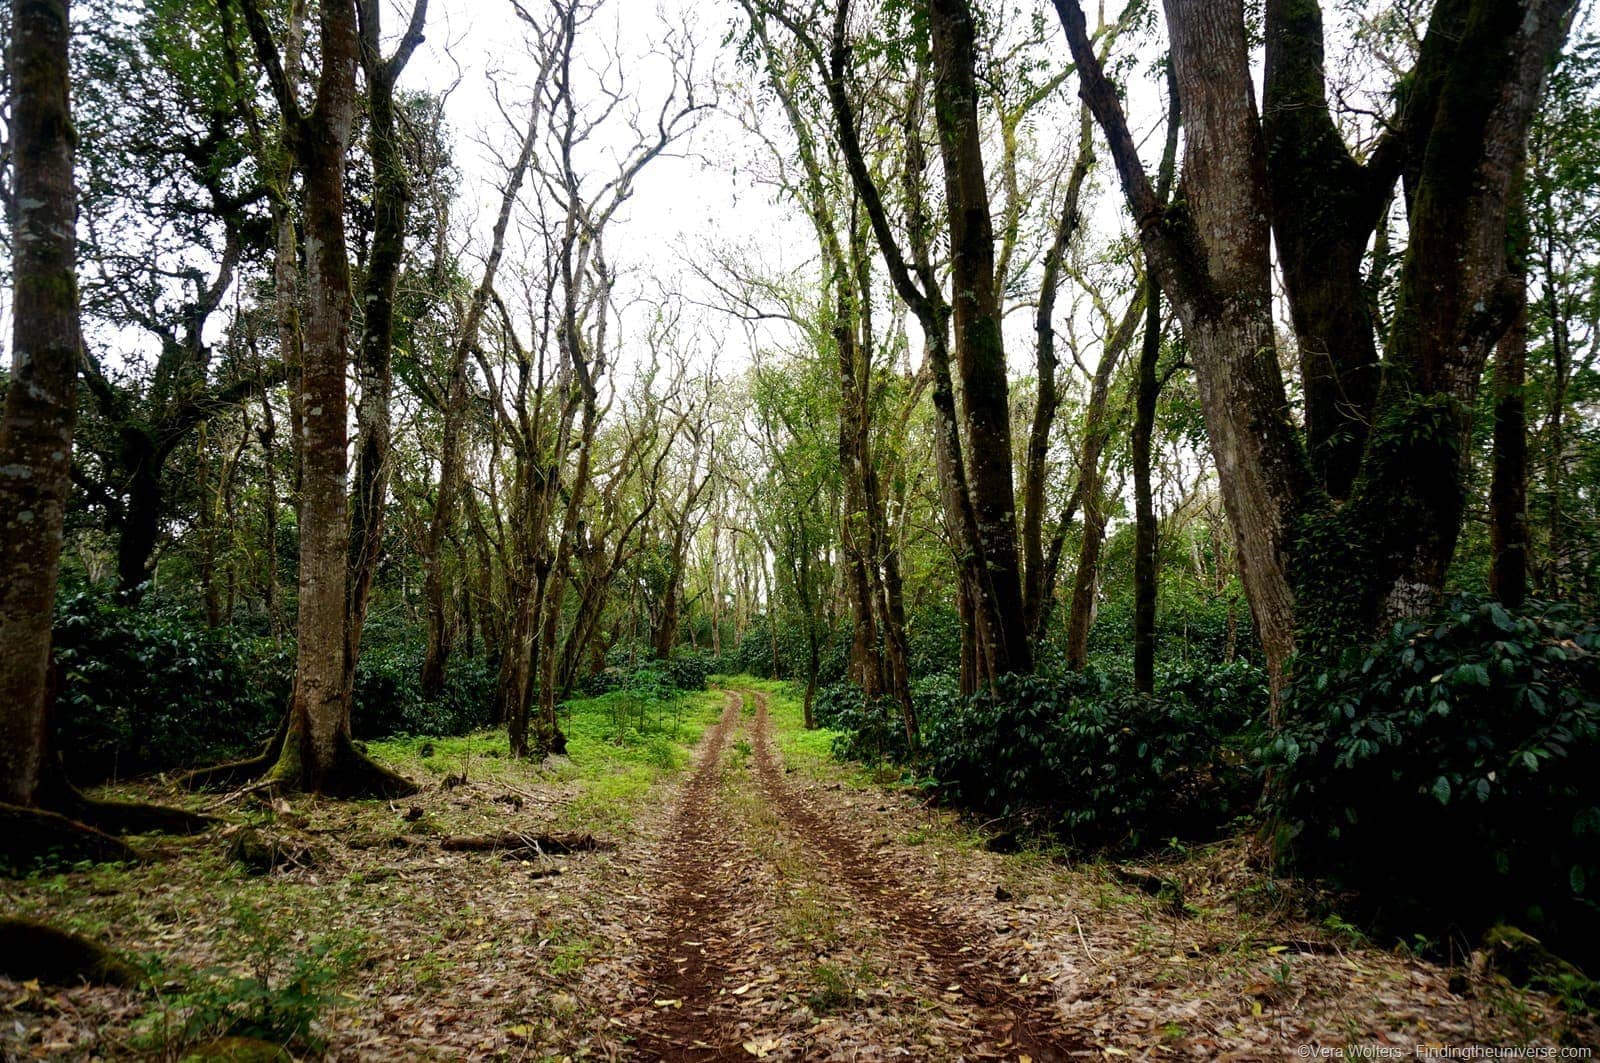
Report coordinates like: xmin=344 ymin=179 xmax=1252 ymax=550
xmin=52 ymin=590 xmax=291 ymax=783
xmin=350 ymin=644 xmax=494 ymax=739
xmin=661 ymin=650 xmax=712 ymax=693
xmin=585 ymin=645 xmax=711 ymax=698
xmin=813 ymin=682 xmax=907 ymax=764
xmin=51 ymin=589 xmax=498 ymax=778
xmin=923 ymin=670 xmax=1258 ymax=848
xmin=1266 ymin=595 xmax=1600 ymax=960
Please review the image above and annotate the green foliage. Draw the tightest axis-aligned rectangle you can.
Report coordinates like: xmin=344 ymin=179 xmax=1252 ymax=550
xmin=135 ymin=902 xmax=362 ymax=1054
xmin=350 ymin=642 xmax=494 ymax=740
xmin=586 ymin=645 xmax=712 ymax=698
xmin=1266 ymin=595 xmax=1600 ymax=960
xmin=661 ymin=650 xmax=713 ymax=693
xmin=922 ymin=670 xmax=1260 ymax=849
xmin=813 ymin=682 xmax=907 ymax=764
xmin=51 ymin=589 xmax=496 ymax=779
xmin=52 ymin=589 xmax=291 ymax=783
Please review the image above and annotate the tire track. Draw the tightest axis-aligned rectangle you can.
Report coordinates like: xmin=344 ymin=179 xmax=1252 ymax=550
xmin=631 ymin=692 xmax=750 ymax=1061
xmin=746 ymin=689 xmax=1085 ymax=1062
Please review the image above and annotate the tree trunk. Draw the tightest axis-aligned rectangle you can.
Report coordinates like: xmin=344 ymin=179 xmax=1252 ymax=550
xmin=345 ymin=0 xmax=425 ymax=704
xmin=1490 ymin=171 xmax=1529 ymax=608
xmin=1063 ymin=480 xmax=1107 ymax=672
xmin=1263 ymin=0 xmax=1384 ymax=499
xmin=114 ymin=430 xmax=161 ymax=596
xmin=1132 ymin=280 xmax=1162 ymax=693
xmin=276 ymin=0 xmax=359 ymax=790
xmin=0 ymin=0 xmax=78 ymax=810
xmin=232 ymin=0 xmax=415 ymax=796
xmin=1134 ymin=65 xmax=1181 ymax=695
xmin=927 ymin=0 xmax=1030 ymax=677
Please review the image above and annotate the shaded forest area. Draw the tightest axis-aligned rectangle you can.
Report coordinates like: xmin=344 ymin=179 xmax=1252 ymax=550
xmin=2 ymin=0 xmax=1599 ymax=1057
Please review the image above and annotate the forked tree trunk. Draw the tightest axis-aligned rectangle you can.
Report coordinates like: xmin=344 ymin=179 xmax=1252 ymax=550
xmin=1059 ymin=0 xmax=1573 ymax=704
xmin=345 ymin=0 xmax=427 ymax=704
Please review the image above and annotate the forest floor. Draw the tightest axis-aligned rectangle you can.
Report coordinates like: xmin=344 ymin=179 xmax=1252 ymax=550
xmin=2 ymin=679 xmax=1595 ymax=1061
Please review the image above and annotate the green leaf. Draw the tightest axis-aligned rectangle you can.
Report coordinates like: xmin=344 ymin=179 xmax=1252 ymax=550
xmin=1431 ymin=776 xmax=1452 ymax=805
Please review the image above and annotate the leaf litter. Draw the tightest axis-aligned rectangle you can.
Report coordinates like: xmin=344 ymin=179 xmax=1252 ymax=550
xmin=2 ymin=685 xmax=1594 ymax=1059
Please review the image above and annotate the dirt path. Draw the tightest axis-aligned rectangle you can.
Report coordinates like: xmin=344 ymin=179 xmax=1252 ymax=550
xmin=747 ymin=690 xmax=1081 ymax=1061
xmin=5 ymin=685 xmax=1592 ymax=1059
xmin=633 ymin=692 xmax=753 ymax=1060
xmin=625 ymin=688 xmax=1081 ymax=1060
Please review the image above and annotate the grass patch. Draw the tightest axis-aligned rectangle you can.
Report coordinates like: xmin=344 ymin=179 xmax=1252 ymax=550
xmin=721 ymin=675 xmax=842 ymax=773
xmin=554 ymin=688 xmax=725 ymax=833
xmin=368 ymin=730 xmax=513 ymax=783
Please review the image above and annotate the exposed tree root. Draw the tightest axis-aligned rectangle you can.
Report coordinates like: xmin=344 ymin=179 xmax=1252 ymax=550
xmin=179 ymin=718 xmax=416 ymax=799
xmin=44 ymin=777 xmax=213 ymax=836
xmin=178 ymin=716 xmax=288 ymax=792
xmin=0 ymin=802 xmax=141 ymax=870
xmin=0 ymin=918 xmax=143 ymax=987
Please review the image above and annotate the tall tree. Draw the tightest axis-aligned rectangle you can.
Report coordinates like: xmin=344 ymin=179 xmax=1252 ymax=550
xmin=233 ymin=0 xmax=413 ymax=794
xmin=756 ymin=0 xmax=1031 ymax=688
xmin=1132 ymin=63 xmax=1181 ymax=694
xmin=1 ymin=0 xmax=205 ymax=856
xmin=926 ymin=0 xmax=1030 ymax=677
xmin=344 ymin=0 xmax=429 ymax=703
xmin=0 ymin=0 xmax=87 ymax=816
xmin=1059 ymin=0 xmax=1576 ymax=702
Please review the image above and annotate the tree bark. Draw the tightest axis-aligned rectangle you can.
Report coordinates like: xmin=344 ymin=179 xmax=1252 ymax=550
xmin=233 ymin=0 xmax=414 ymax=795
xmin=345 ymin=0 xmax=427 ymax=704
xmin=1490 ymin=170 xmax=1529 ymax=608
xmin=1058 ymin=0 xmax=1571 ymax=701
xmin=1134 ymin=64 xmax=1181 ymax=695
xmin=927 ymin=0 xmax=1030 ymax=677
xmin=0 ymin=0 xmax=79 ymax=810
xmin=1263 ymin=0 xmax=1386 ymax=498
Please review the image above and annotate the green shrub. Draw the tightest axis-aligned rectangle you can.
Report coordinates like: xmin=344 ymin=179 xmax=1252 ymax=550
xmin=51 ymin=589 xmax=496 ymax=779
xmin=813 ymin=682 xmax=907 ymax=764
xmin=587 ymin=647 xmax=714 ymax=697
xmin=924 ymin=670 xmax=1258 ymax=848
xmin=661 ymin=650 xmax=712 ymax=693
xmin=135 ymin=902 xmax=362 ymax=1054
xmin=1266 ymin=595 xmax=1600 ymax=960
xmin=52 ymin=589 xmax=290 ymax=783
xmin=350 ymin=644 xmax=494 ymax=739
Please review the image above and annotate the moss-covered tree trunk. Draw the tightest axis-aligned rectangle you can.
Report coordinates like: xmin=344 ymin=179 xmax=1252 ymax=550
xmin=927 ymin=0 xmax=1031 ymax=678
xmin=278 ymin=0 xmax=363 ymax=791
xmin=0 ymin=0 xmax=80 ymax=812
xmin=0 ymin=0 xmax=209 ymax=849
xmin=345 ymin=0 xmax=427 ymax=705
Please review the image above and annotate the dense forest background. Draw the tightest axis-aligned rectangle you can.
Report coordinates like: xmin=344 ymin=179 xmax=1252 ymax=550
xmin=2 ymin=0 xmax=1599 ymax=1017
